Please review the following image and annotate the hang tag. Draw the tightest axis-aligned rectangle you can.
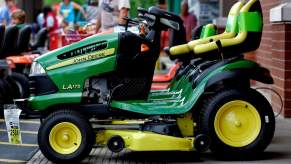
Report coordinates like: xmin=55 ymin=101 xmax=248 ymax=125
xmin=4 ymin=104 xmax=22 ymax=144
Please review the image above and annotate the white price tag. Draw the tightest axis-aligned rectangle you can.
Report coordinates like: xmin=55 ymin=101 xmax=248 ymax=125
xmin=4 ymin=104 xmax=22 ymax=144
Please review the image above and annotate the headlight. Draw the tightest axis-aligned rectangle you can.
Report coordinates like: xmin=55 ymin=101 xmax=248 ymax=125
xmin=30 ymin=62 xmax=46 ymax=75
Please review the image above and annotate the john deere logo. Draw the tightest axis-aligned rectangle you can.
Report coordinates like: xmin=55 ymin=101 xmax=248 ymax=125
xmin=47 ymin=48 xmax=115 ymax=70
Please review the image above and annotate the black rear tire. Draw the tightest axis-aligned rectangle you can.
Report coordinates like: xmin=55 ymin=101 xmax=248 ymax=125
xmin=10 ymin=72 xmax=29 ymax=98
xmin=5 ymin=75 xmax=21 ymax=99
xmin=199 ymin=88 xmax=275 ymax=159
xmin=38 ymin=110 xmax=94 ymax=163
xmin=0 ymin=79 xmax=8 ymax=117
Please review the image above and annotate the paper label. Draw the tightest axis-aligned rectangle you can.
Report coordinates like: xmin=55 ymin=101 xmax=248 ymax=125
xmin=4 ymin=105 xmax=22 ymax=144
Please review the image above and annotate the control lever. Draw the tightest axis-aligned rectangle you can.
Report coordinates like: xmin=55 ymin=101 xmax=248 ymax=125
xmin=215 ymin=40 xmax=224 ymax=59
xmin=123 ymin=17 xmax=140 ymax=31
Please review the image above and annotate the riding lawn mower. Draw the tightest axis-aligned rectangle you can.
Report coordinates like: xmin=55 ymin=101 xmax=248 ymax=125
xmin=15 ymin=0 xmax=275 ymax=163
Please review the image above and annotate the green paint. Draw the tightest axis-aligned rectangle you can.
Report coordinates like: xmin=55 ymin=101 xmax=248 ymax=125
xmin=28 ymin=93 xmax=82 ymax=111
xmin=200 ymin=24 xmax=217 ymax=38
xmin=28 ymin=33 xmax=119 ymax=110
xmin=239 ymin=12 xmax=263 ymax=32
xmin=225 ymin=15 xmax=239 ymax=33
xmin=110 ymin=60 xmax=259 ymax=115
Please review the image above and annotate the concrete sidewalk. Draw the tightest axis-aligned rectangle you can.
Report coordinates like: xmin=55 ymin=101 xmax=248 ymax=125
xmin=0 ymin=119 xmax=39 ymax=164
xmin=28 ymin=118 xmax=291 ymax=164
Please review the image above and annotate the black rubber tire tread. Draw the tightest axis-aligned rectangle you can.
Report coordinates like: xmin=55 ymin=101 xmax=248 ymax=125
xmin=0 ymin=79 xmax=7 ymax=117
xmin=5 ymin=75 xmax=21 ymax=99
xmin=0 ymin=78 xmax=13 ymax=102
xmin=199 ymin=88 xmax=275 ymax=159
xmin=10 ymin=72 xmax=30 ymax=98
xmin=38 ymin=109 xmax=94 ymax=163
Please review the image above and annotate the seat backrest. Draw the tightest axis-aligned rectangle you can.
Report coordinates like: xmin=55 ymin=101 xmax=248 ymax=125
xmin=31 ymin=28 xmax=48 ymax=49
xmin=0 ymin=25 xmax=19 ymax=58
xmin=193 ymin=0 xmax=263 ymax=58
xmin=236 ymin=0 xmax=263 ymax=52
xmin=225 ymin=0 xmax=246 ymax=34
xmin=17 ymin=25 xmax=32 ymax=53
xmin=148 ymin=7 xmax=187 ymax=47
xmin=0 ymin=25 xmax=5 ymax=52
xmin=200 ymin=24 xmax=218 ymax=39
xmin=169 ymin=1 xmax=244 ymax=59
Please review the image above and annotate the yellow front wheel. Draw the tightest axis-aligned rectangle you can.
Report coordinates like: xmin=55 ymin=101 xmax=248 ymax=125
xmin=38 ymin=110 xmax=94 ymax=163
xmin=49 ymin=122 xmax=82 ymax=155
xmin=199 ymin=88 xmax=275 ymax=159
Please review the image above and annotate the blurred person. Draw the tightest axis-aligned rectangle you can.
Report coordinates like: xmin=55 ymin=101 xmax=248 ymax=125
xmin=59 ymin=0 xmax=87 ymax=25
xmin=95 ymin=0 xmax=130 ymax=32
xmin=43 ymin=6 xmax=58 ymax=32
xmin=84 ymin=0 xmax=100 ymax=23
xmin=158 ymin=0 xmax=167 ymax=10
xmin=180 ymin=0 xmax=197 ymax=41
xmin=11 ymin=9 xmax=26 ymax=28
xmin=36 ymin=12 xmax=44 ymax=28
xmin=158 ymin=0 xmax=168 ymax=50
xmin=0 ymin=0 xmax=18 ymax=25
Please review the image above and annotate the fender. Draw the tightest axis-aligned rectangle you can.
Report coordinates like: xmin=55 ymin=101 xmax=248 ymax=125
xmin=108 ymin=59 xmax=273 ymax=115
xmin=205 ymin=67 xmax=274 ymax=89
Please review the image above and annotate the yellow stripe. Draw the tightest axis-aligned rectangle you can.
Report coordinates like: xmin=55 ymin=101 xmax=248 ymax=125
xmin=0 ymin=129 xmax=38 ymax=135
xmin=47 ymin=48 xmax=116 ymax=70
xmin=0 ymin=159 xmax=26 ymax=163
xmin=0 ymin=119 xmax=40 ymax=124
xmin=0 ymin=142 xmax=38 ymax=147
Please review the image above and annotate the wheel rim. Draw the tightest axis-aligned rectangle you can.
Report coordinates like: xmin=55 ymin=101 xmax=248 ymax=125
xmin=49 ymin=122 xmax=82 ymax=155
xmin=214 ymin=100 xmax=261 ymax=147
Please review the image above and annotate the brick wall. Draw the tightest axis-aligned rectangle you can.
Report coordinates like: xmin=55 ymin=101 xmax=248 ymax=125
xmin=254 ymin=0 xmax=291 ymax=117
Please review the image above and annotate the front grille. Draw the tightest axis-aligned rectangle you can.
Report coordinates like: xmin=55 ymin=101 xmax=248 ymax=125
xmin=29 ymin=74 xmax=58 ymax=96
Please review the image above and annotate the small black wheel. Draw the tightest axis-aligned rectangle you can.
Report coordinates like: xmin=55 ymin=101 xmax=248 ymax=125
xmin=107 ymin=135 xmax=125 ymax=153
xmin=9 ymin=72 xmax=30 ymax=98
xmin=199 ymin=88 xmax=275 ymax=159
xmin=38 ymin=110 xmax=94 ymax=163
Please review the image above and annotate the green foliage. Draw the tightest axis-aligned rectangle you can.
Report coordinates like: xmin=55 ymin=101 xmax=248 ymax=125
xmin=44 ymin=0 xmax=86 ymax=5
xmin=130 ymin=0 xmax=157 ymax=17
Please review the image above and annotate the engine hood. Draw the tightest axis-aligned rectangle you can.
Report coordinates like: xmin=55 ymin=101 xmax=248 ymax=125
xmin=35 ymin=33 xmax=119 ymax=71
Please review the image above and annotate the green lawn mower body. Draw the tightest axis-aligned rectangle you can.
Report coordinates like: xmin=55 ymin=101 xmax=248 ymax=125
xmin=15 ymin=1 xmax=276 ymax=163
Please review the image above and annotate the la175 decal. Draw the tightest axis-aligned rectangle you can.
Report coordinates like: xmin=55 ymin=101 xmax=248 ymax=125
xmin=62 ymin=84 xmax=81 ymax=90
xmin=47 ymin=48 xmax=115 ymax=70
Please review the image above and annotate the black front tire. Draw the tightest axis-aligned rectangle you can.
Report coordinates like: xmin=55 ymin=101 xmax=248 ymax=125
xmin=38 ymin=110 xmax=94 ymax=163
xmin=199 ymin=88 xmax=275 ymax=159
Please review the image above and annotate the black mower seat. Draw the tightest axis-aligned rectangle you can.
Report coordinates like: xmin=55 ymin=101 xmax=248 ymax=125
xmin=0 ymin=25 xmax=5 ymax=51
xmin=17 ymin=25 xmax=32 ymax=53
xmin=169 ymin=0 xmax=244 ymax=57
xmin=191 ymin=0 xmax=262 ymax=59
xmin=0 ymin=25 xmax=19 ymax=59
xmin=31 ymin=28 xmax=48 ymax=50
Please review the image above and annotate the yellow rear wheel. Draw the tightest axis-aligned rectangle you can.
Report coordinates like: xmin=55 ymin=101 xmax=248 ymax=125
xmin=214 ymin=100 xmax=261 ymax=147
xmin=199 ymin=88 xmax=275 ymax=158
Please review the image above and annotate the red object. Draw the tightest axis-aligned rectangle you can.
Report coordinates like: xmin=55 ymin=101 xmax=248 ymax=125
xmin=151 ymin=83 xmax=170 ymax=90
xmin=49 ymin=31 xmax=60 ymax=50
xmin=44 ymin=12 xmax=58 ymax=32
xmin=151 ymin=63 xmax=181 ymax=90
xmin=6 ymin=54 xmax=40 ymax=69
xmin=61 ymin=33 xmax=91 ymax=46
xmin=49 ymin=30 xmax=92 ymax=50
xmin=153 ymin=63 xmax=180 ymax=82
